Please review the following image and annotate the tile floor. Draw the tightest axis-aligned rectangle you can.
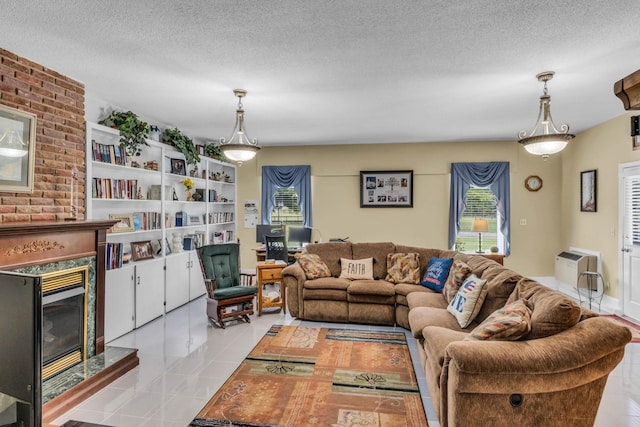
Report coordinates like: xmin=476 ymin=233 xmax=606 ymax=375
xmin=52 ymin=297 xmax=640 ymax=427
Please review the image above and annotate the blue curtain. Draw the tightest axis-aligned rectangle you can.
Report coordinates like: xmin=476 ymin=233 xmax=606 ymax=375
xmin=448 ymin=162 xmax=511 ymax=255
xmin=261 ymin=165 xmax=312 ymax=227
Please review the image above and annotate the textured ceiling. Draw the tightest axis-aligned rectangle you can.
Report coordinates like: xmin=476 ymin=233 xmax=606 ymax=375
xmin=2 ymin=1 xmax=640 ymax=147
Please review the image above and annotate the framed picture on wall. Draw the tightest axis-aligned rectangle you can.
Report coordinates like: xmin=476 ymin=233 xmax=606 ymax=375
xmin=0 ymin=104 xmax=37 ymax=193
xmin=580 ymin=169 xmax=597 ymax=212
xmin=360 ymin=170 xmax=413 ymax=208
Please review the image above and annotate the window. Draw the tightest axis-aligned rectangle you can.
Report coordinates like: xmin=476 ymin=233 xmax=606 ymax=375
xmin=261 ymin=165 xmax=311 ymax=227
xmin=270 ymin=187 xmax=303 ymax=225
xmin=448 ymin=162 xmax=510 ymax=255
xmin=456 ymin=187 xmax=502 ymax=253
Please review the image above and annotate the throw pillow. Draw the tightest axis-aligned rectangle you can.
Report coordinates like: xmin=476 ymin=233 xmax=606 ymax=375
xmin=295 ymin=253 xmax=331 ymax=280
xmin=442 ymin=260 xmax=472 ymax=304
xmin=385 ymin=253 xmax=421 ymax=284
xmin=447 ymin=274 xmax=488 ymax=328
xmin=420 ymin=256 xmax=454 ymax=292
xmin=339 ymin=257 xmax=374 ymax=280
xmin=465 ymin=299 xmax=533 ymax=341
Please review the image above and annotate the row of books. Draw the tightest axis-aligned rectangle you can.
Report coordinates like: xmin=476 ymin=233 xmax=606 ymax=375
xmin=209 ymin=212 xmax=234 ymax=224
xmin=211 ymin=230 xmax=234 ymax=244
xmin=93 ymin=178 xmax=138 ymax=199
xmin=132 ymin=211 xmax=162 ymax=231
xmin=106 ymin=242 xmax=125 ymax=270
xmin=92 ymin=140 xmax=128 ymax=166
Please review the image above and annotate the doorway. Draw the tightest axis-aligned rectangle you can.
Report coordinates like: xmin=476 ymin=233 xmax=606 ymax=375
xmin=620 ymin=161 xmax=640 ymax=321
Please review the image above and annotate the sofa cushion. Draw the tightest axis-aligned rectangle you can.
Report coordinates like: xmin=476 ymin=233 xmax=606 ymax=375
xmin=339 ymin=257 xmax=374 ymax=280
xmin=474 ymin=266 xmax=522 ymax=323
xmin=421 ymin=256 xmax=454 ymax=292
xmin=507 ymin=278 xmax=582 ymax=339
xmin=408 ymin=306 xmax=470 ymax=339
xmin=352 ymin=242 xmax=395 ymax=280
xmin=406 ymin=291 xmax=448 ymax=310
xmin=306 ymin=242 xmax=352 ymax=277
xmin=296 ymin=253 xmax=332 ymax=279
xmin=442 ymin=260 xmax=472 ymax=304
xmin=385 ymin=252 xmax=421 ymax=284
xmin=447 ymin=274 xmax=488 ymax=328
xmin=347 ymin=280 xmax=396 ymax=304
xmin=465 ymin=299 xmax=533 ymax=341
xmin=303 ymin=277 xmax=351 ymax=291
xmin=394 ymin=283 xmax=432 ymax=306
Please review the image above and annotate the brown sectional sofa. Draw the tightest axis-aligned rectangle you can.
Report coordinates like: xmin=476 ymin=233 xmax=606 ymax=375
xmin=281 ymin=241 xmax=632 ymax=427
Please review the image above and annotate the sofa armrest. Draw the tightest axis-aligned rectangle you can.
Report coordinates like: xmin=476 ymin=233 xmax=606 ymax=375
xmin=282 ymin=262 xmax=306 ymax=318
xmin=439 ymin=317 xmax=631 ymax=426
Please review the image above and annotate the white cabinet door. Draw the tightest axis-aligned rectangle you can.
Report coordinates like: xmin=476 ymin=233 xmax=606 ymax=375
xmin=135 ymin=258 xmax=165 ymax=328
xmin=165 ymin=253 xmax=190 ymax=312
xmin=189 ymin=251 xmax=206 ymax=301
xmin=104 ymin=265 xmax=135 ymax=343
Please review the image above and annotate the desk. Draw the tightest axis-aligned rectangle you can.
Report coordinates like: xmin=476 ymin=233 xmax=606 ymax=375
xmin=254 ymin=246 xmax=303 ymax=263
xmin=256 ymin=261 xmax=287 ymax=316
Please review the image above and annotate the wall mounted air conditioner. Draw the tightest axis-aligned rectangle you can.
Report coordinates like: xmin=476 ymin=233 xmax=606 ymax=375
xmin=554 ymin=251 xmax=596 ymax=287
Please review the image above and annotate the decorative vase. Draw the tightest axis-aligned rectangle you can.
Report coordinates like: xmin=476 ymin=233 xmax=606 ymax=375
xmin=172 ymin=233 xmax=183 ymax=253
xmin=186 ymin=190 xmax=193 ymax=201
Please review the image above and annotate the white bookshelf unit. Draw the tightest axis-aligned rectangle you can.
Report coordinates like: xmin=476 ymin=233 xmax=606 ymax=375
xmin=85 ymin=121 xmax=237 ymax=342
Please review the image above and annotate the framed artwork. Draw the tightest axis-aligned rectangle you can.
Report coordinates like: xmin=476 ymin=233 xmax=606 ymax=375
xmin=130 ymin=240 xmax=154 ymax=261
xmin=152 ymin=238 xmax=172 ymax=256
xmin=0 ymin=104 xmax=37 ymax=193
xmin=170 ymin=158 xmax=186 ymax=175
xmin=186 ymin=214 xmax=204 ymax=225
xmin=109 ymin=214 xmax=135 ymax=233
xmin=580 ymin=169 xmax=597 ymax=212
xmin=360 ymin=170 xmax=413 ymax=208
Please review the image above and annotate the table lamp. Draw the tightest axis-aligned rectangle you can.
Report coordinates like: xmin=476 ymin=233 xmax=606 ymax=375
xmin=471 ymin=219 xmax=489 ymax=253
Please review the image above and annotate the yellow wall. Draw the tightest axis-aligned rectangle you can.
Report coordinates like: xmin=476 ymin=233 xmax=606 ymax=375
xmin=237 ymin=139 xmax=564 ymax=276
xmin=560 ymin=112 xmax=639 ymax=298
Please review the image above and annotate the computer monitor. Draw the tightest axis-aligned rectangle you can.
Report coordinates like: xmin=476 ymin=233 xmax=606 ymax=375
xmin=287 ymin=226 xmax=312 ymax=247
xmin=256 ymin=224 xmax=286 ymax=244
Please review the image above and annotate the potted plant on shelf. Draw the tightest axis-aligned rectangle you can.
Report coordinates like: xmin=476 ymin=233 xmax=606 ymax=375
xmin=204 ymin=143 xmax=227 ymax=162
xmin=98 ymin=110 xmax=150 ymax=158
xmin=162 ymin=128 xmax=200 ymax=166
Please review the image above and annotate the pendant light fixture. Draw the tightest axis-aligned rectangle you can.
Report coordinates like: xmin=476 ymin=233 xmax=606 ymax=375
xmin=219 ymin=89 xmax=260 ymax=164
xmin=0 ymin=128 xmax=28 ymax=158
xmin=518 ymin=71 xmax=574 ymax=160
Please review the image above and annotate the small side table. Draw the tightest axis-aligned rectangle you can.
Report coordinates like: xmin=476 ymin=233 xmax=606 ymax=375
xmin=256 ymin=261 xmax=287 ymax=316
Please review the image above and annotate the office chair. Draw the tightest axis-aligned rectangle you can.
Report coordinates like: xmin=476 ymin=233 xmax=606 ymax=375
xmin=264 ymin=235 xmax=289 ymax=263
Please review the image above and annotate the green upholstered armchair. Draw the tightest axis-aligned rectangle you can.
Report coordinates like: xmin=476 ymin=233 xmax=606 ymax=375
xmin=196 ymin=243 xmax=258 ymax=328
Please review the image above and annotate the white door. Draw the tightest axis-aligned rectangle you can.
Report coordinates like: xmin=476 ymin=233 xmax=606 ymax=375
xmin=104 ymin=265 xmax=135 ymax=343
xmin=165 ymin=252 xmax=190 ymax=312
xmin=135 ymin=258 xmax=165 ymax=328
xmin=189 ymin=251 xmax=206 ymax=301
xmin=621 ymin=163 xmax=640 ymax=321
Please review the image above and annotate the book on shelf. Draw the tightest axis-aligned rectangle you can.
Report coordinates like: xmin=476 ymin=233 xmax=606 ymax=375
xmin=92 ymin=140 xmax=128 ymax=166
xmin=131 ymin=211 xmax=162 ymax=231
xmin=208 ymin=211 xmax=234 ymax=224
xmin=92 ymin=178 xmax=138 ymax=199
xmin=106 ymin=242 xmax=124 ymax=270
xmin=175 ymin=211 xmax=186 ymax=227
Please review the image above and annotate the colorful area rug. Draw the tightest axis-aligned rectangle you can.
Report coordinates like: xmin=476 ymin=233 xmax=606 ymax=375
xmin=602 ymin=314 xmax=640 ymax=343
xmin=190 ymin=325 xmax=428 ymax=427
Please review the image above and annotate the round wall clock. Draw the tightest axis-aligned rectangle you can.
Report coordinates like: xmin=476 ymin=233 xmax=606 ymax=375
xmin=525 ymin=175 xmax=543 ymax=192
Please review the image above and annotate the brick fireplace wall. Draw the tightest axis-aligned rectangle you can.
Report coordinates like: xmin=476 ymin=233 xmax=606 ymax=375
xmin=0 ymin=47 xmax=85 ymax=223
